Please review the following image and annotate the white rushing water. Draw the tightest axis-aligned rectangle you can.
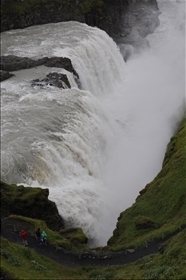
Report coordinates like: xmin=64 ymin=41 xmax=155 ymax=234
xmin=1 ymin=0 xmax=185 ymax=246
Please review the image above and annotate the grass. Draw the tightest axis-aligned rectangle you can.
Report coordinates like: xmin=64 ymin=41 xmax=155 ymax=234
xmin=0 ymin=237 xmax=89 ymax=280
xmin=90 ymin=230 xmax=186 ymax=280
xmin=4 ymin=215 xmax=90 ymax=253
xmin=107 ymin=116 xmax=186 ymax=251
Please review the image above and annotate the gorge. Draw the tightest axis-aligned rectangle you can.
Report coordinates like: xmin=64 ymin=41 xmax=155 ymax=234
xmin=1 ymin=0 xmax=185 ymax=263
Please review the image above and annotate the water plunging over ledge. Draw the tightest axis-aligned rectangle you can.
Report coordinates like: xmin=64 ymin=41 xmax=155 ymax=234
xmin=1 ymin=0 xmax=185 ymax=246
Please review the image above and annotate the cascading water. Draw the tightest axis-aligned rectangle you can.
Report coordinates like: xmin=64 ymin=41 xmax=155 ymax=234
xmin=1 ymin=0 xmax=185 ymax=247
xmin=1 ymin=23 xmax=126 ymax=246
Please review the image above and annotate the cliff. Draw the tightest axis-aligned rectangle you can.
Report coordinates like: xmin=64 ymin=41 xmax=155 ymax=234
xmin=0 ymin=181 xmax=65 ymax=231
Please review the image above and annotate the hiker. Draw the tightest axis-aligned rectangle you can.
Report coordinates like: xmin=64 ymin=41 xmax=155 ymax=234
xmin=41 ymin=230 xmax=47 ymax=246
xmin=19 ymin=229 xmax=28 ymax=246
xmin=35 ymin=228 xmax=42 ymax=245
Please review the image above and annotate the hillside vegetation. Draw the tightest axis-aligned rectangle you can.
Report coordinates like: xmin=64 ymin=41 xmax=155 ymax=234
xmin=107 ymin=116 xmax=186 ymax=250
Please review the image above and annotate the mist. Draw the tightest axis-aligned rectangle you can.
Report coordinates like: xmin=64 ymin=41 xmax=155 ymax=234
xmin=1 ymin=0 xmax=185 ymax=248
xmin=96 ymin=0 xmax=185 ymax=246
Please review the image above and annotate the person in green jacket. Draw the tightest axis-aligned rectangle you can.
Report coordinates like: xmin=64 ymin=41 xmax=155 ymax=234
xmin=41 ymin=230 xmax=47 ymax=246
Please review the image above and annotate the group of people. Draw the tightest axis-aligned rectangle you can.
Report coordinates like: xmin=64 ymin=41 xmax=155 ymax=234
xmin=19 ymin=228 xmax=47 ymax=246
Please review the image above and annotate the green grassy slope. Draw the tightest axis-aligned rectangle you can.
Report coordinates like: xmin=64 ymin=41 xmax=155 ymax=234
xmin=0 ymin=237 xmax=89 ymax=280
xmin=107 ymin=117 xmax=186 ymax=250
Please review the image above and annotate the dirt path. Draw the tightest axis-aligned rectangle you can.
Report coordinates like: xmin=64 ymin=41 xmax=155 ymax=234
xmin=0 ymin=217 xmax=183 ymax=267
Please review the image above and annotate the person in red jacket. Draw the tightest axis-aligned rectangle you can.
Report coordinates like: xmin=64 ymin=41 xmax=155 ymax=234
xmin=19 ymin=229 xmax=28 ymax=246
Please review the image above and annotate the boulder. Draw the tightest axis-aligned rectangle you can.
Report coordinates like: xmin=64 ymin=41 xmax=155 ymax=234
xmin=31 ymin=72 xmax=71 ymax=89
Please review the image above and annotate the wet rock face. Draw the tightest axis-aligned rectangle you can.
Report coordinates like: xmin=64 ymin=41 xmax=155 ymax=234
xmin=44 ymin=57 xmax=79 ymax=79
xmin=0 ymin=56 xmax=48 ymax=72
xmin=0 ymin=56 xmax=78 ymax=75
xmin=0 ymin=70 xmax=14 ymax=82
xmin=112 ymin=0 xmax=160 ymax=59
xmin=101 ymin=0 xmax=159 ymax=37
xmin=31 ymin=72 xmax=71 ymax=89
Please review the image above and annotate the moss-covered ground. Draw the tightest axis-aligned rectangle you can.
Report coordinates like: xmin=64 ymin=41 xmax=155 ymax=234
xmin=107 ymin=116 xmax=186 ymax=251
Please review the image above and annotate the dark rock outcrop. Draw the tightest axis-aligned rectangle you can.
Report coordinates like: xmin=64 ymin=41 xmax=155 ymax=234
xmin=31 ymin=72 xmax=71 ymax=89
xmin=0 ymin=56 xmax=48 ymax=72
xmin=0 ymin=56 xmax=80 ymax=84
xmin=0 ymin=56 xmax=78 ymax=76
xmin=0 ymin=70 xmax=14 ymax=82
xmin=44 ymin=57 xmax=79 ymax=79
xmin=0 ymin=180 xmax=65 ymax=231
xmin=112 ymin=0 xmax=160 ymax=58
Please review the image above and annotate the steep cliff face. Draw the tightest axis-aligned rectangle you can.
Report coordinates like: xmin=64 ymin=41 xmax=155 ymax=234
xmin=0 ymin=181 xmax=65 ymax=231
xmin=1 ymin=0 xmax=85 ymax=32
xmin=98 ymin=0 xmax=159 ymax=37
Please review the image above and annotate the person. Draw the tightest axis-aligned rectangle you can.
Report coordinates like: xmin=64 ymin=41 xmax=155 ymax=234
xmin=41 ymin=230 xmax=47 ymax=246
xmin=35 ymin=228 xmax=41 ymax=245
xmin=19 ymin=229 xmax=28 ymax=246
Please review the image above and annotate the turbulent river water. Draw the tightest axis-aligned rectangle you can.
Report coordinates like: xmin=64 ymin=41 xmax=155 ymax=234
xmin=1 ymin=0 xmax=185 ymax=246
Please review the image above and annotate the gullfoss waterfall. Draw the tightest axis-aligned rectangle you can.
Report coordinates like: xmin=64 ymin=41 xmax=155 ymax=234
xmin=1 ymin=0 xmax=185 ymax=246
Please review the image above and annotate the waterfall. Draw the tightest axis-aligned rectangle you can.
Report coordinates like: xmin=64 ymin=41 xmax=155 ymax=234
xmin=1 ymin=0 xmax=185 ymax=246
xmin=1 ymin=22 xmax=126 ymax=246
